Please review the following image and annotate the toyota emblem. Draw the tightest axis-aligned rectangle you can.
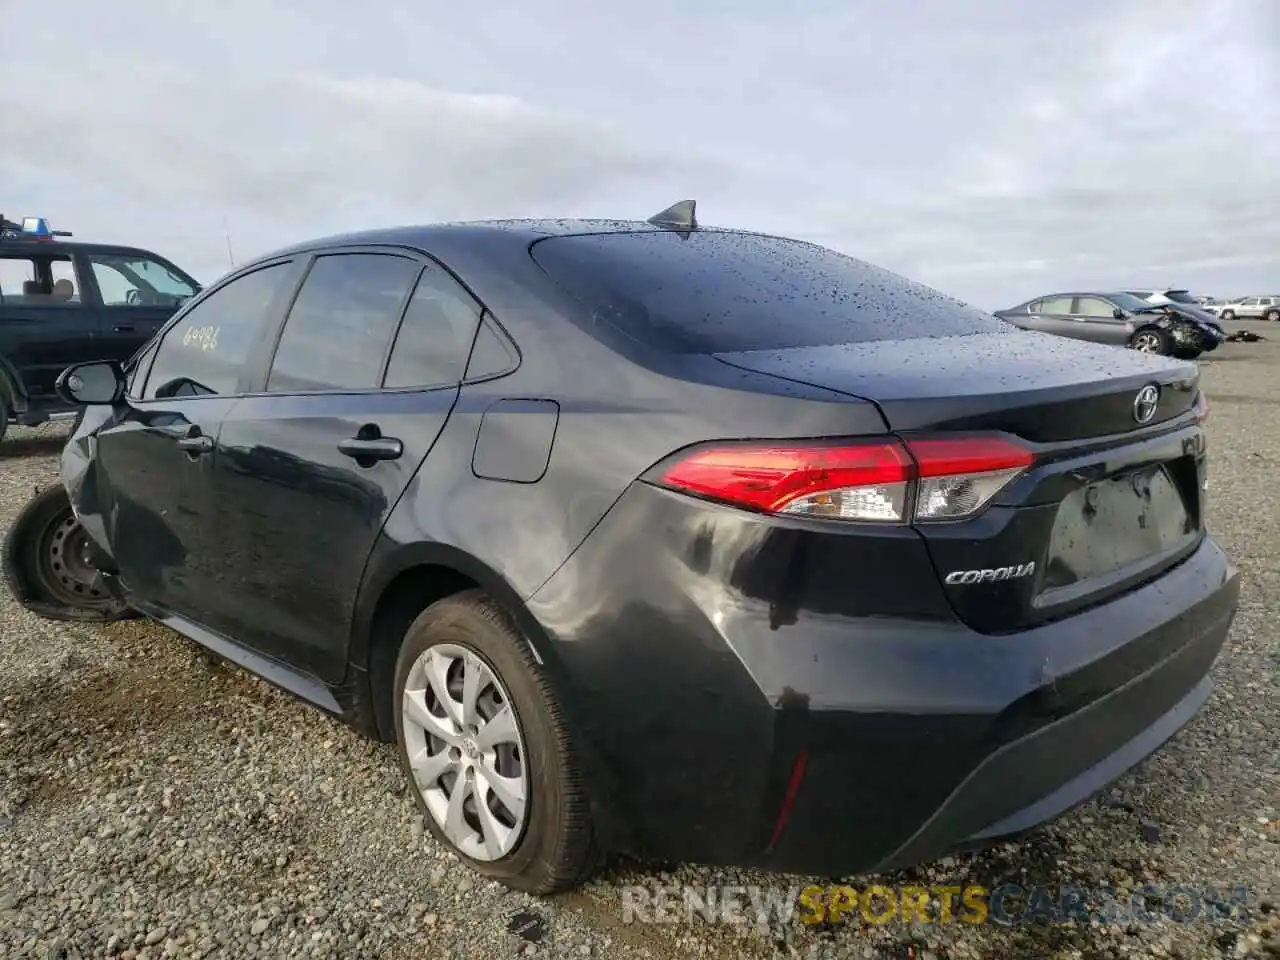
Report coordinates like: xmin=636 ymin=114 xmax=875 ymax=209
xmin=1133 ymin=384 xmax=1160 ymax=424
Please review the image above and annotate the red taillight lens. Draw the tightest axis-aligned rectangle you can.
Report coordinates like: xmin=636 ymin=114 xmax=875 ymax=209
xmin=658 ymin=441 xmax=914 ymax=521
xmin=656 ymin=435 xmax=1033 ymax=523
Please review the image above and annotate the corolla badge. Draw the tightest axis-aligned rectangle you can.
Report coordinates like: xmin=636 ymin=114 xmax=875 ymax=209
xmin=1133 ymin=384 xmax=1160 ymax=424
xmin=944 ymin=562 xmax=1035 ymax=585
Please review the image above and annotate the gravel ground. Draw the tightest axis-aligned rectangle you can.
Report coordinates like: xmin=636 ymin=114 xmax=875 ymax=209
xmin=2 ymin=324 xmax=1278 ymax=960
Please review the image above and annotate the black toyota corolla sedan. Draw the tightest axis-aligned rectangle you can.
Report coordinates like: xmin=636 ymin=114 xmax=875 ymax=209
xmin=3 ymin=202 xmax=1240 ymax=894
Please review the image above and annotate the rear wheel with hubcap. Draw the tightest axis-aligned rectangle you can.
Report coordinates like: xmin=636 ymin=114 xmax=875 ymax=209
xmin=2 ymin=484 xmax=133 ymax=621
xmin=1265 ymin=308 xmax=1280 ymax=322
xmin=1129 ymin=328 xmax=1171 ymax=355
xmin=393 ymin=590 xmax=599 ymax=894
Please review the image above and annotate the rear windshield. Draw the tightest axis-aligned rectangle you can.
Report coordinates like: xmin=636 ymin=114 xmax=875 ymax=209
xmin=530 ymin=230 xmax=1003 ymax=354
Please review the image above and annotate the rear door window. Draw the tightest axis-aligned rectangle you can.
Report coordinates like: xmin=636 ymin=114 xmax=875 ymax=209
xmin=1038 ymin=296 xmax=1075 ymax=315
xmin=0 ymin=254 xmax=83 ymax=307
xmin=530 ymin=231 xmax=1003 ymax=354
xmin=382 ymin=265 xmax=484 ymax=388
xmin=266 ymin=253 xmax=421 ymax=393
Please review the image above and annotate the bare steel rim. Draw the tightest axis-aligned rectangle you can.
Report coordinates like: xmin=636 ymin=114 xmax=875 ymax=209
xmin=34 ymin=510 xmax=109 ymax=607
xmin=401 ymin=642 xmax=529 ymax=861
xmin=1131 ymin=331 xmax=1163 ymax=353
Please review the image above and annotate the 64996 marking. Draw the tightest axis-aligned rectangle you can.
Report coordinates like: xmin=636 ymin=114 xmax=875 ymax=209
xmin=182 ymin=325 xmax=219 ymax=351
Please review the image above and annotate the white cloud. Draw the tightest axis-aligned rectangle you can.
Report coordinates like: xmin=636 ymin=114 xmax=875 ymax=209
xmin=1 ymin=0 xmax=1275 ymax=303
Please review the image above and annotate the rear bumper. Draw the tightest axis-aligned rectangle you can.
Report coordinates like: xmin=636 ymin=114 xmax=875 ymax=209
xmin=874 ymin=582 xmax=1228 ymax=870
xmin=532 ymin=482 xmax=1240 ymax=876
xmin=761 ymin=536 xmax=1237 ymax=876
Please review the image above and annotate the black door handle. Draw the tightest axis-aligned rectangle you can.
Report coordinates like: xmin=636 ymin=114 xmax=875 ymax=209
xmin=113 ymin=324 xmax=135 ymax=333
xmin=338 ymin=437 xmax=403 ymax=462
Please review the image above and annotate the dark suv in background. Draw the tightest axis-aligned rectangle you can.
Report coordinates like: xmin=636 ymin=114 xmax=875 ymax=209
xmin=0 ymin=216 xmax=202 ymax=441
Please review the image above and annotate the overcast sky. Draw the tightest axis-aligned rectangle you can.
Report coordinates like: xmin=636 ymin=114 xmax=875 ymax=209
xmin=2 ymin=0 xmax=1276 ymax=309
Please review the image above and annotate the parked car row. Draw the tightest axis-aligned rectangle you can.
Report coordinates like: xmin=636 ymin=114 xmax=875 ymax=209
xmin=1204 ymin=296 xmax=1280 ymax=321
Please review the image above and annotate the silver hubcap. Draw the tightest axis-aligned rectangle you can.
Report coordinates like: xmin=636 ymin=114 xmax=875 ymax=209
xmin=401 ymin=643 xmax=528 ymax=861
xmin=1133 ymin=333 xmax=1161 ymax=352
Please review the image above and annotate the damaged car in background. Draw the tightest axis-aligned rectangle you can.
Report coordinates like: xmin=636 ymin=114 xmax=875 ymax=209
xmin=994 ymin=291 xmax=1226 ymax=359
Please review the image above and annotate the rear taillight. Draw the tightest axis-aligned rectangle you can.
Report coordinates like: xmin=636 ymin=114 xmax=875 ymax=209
xmin=656 ymin=435 xmax=1034 ymax=524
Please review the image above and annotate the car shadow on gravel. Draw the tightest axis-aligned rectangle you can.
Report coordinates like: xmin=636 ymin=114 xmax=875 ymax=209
xmin=0 ymin=435 xmax=66 ymax=460
xmin=558 ymin=717 xmax=1244 ymax=958
xmin=0 ymin=634 xmax=260 ymax=810
xmin=1199 ymin=353 xmax=1263 ymax=364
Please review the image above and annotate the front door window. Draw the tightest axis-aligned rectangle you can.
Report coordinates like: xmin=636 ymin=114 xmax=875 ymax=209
xmin=85 ymin=252 xmax=200 ymax=308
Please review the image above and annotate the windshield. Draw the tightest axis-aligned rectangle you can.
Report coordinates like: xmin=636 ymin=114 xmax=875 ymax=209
xmin=1109 ymin=293 xmax=1159 ymax=312
xmin=1162 ymin=290 xmax=1199 ymax=304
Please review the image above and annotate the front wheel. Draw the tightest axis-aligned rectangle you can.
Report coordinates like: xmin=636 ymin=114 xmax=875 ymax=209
xmin=1 ymin=484 xmax=133 ymax=621
xmin=1129 ymin=328 xmax=1171 ymax=355
xmin=1220 ymin=310 xmax=1236 ymax=321
xmin=393 ymin=590 xmax=600 ymax=894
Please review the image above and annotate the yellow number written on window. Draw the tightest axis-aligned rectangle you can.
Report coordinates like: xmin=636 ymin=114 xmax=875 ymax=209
xmin=182 ymin=325 xmax=219 ymax=352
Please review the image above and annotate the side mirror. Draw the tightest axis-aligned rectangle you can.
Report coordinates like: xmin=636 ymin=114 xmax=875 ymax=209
xmin=1113 ymin=308 xmax=1126 ymax=320
xmin=55 ymin=361 xmax=126 ymax=406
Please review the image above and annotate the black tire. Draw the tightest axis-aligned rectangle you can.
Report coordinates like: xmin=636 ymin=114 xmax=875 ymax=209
xmin=1129 ymin=327 xmax=1171 ymax=355
xmin=0 ymin=389 xmax=9 ymax=444
xmin=1220 ymin=310 xmax=1236 ymax=321
xmin=1265 ymin=309 xmax=1280 ymax=322
xmin=1172 ymin=347 xmax=1203 ymax=361
xmin=1 ymin=484 xmax=134 ymax=622
xmin=392 ymin=590 xmax=599 ymax=894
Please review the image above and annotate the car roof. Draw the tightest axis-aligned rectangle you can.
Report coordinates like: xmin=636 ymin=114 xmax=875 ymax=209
xmin=254 ymin=218 xmax=782 ymax=263
xmin=0 ymin=236 xmax=178 ymax=260
xmin=1027 ymin=291 xmax=1123 ymax=300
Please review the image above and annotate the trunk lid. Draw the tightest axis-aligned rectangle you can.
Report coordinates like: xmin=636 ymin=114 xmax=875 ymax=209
xmin=716 ymin=331 xmax=1207 ymax=633
xmin=714 ymin=330 xmax=1199 ymax=441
